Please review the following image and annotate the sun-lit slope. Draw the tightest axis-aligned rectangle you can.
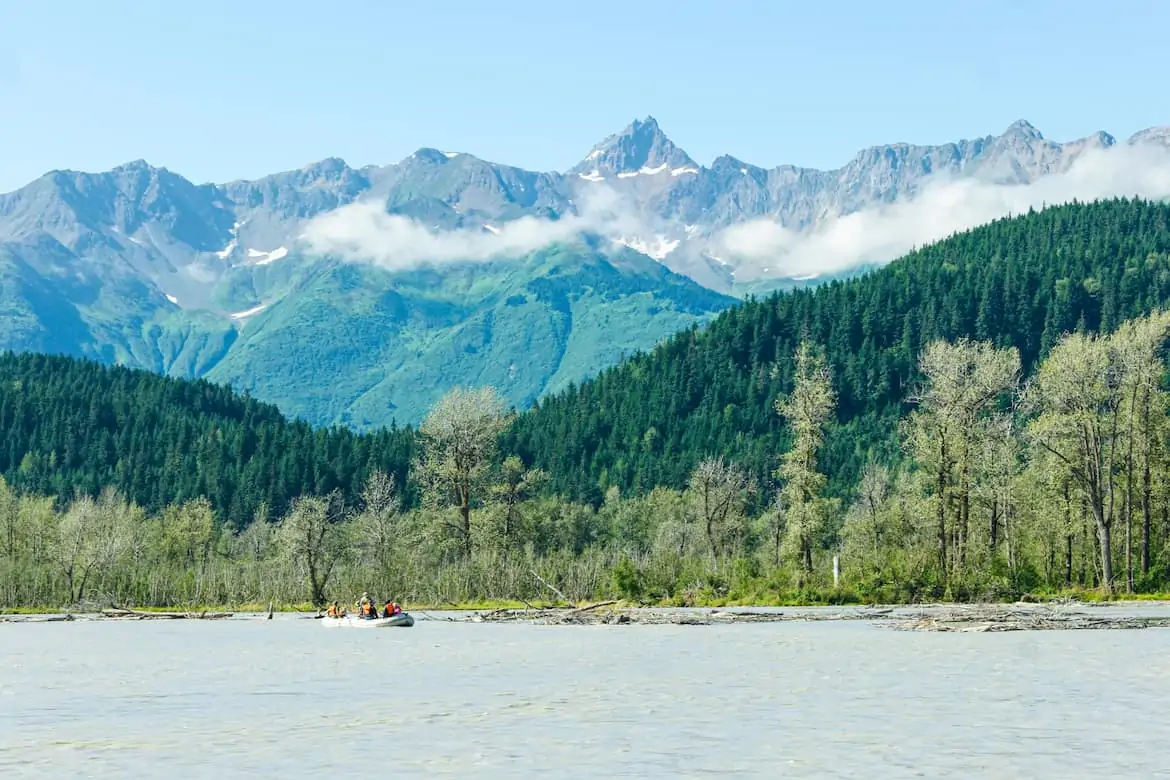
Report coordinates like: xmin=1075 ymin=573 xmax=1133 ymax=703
xmin=204 ymin=241 xmax=735 ymax=428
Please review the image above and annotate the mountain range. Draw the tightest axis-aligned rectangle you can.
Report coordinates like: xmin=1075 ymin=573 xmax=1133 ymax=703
xmin=1 ymin=117 xmax=1167 ymax=428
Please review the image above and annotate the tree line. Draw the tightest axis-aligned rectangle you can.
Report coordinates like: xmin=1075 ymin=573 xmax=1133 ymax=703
xmin=4 ymin=309 xmax=1170 ymax=608
xmin=0 ymin=352 xmax=417 ymax=528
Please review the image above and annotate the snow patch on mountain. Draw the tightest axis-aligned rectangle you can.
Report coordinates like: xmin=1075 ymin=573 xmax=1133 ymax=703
xmin=215 ymin=220 xmax=244 ymax=259
xmin=242 ymin=247 xmax=288 ymax=266
xmin=230 ymin=303 xmax=268 ymax=320
xmin=613 ymin=163 xmax=678 ymax=179
xmin=613 ymin=235 xmax=680 ymax=261
xmin=215 ymin=239 xmax=237 ymax=259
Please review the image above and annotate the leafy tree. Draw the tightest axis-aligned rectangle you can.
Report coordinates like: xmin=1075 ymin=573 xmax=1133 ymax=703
xmin=905 ymin=339 xmax=1020 ymax=578
xmin=488 ymin=456 xmax=547 ymax=557
xmin=49 ymin=489 xmax=135 ymax=604
xmin=354 ymin=471 xmax=403 ymax=577
xmin=278 ymin=493 xmax=349 ymax=607
xmin=775 ymin=340 xmax=835 ymax=577
xmin=686 ymin=457 xmax=752 ymax=569
xmin=416 ymin=387 xmax=512 ymax=552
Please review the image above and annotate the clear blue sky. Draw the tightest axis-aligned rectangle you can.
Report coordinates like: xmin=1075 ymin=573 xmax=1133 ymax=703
xmin=1 ymin=0 xmax=1167 ymax=192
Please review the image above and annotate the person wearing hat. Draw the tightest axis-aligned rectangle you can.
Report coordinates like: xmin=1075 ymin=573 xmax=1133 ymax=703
xmin=356 ymin=592 xmax=377 ymax=619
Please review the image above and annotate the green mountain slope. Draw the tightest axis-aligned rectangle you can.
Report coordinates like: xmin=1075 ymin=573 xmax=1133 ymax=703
xmin=203 ymin=242 xmax=734 ymax=428
xmin=0 ymin=352 xmax=415 ymax=528
xmin=507 ymin=198 xmax=1170 ymax=503
xmin=0 ymin=234 xmax=734 ymax=428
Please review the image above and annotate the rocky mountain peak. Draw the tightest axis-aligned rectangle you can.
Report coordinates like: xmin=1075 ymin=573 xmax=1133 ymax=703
xmin=571 ymin=115 xmax=697 ymax=179
xmin=1002 ymin=119 xmax=1044 ymax=141
xmin=300 ymin=157 xmax=353 ymax=177
xmin=110 ymin=158 xmax=158 ymax=174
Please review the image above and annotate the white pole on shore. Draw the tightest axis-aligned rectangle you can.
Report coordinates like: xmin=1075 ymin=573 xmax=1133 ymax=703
xmin=832 ymin=555 xmax=840 ymax=588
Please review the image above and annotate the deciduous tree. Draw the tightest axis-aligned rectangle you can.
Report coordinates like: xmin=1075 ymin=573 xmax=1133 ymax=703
xmin=417 ymin=387 xmax=512 ymax=552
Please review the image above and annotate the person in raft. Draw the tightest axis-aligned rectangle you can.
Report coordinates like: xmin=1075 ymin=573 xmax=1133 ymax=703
xmin=356 ymin=592 xmax=379 ymax=619
xmin=326 ymin=601 xmax=345 ymax=618
xmin=382 ymin=600 xmax=403 ymax=618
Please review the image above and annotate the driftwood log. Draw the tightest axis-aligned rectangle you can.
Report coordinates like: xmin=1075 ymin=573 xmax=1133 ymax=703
xmin=0 ymin=614 xmax=77 ymax=623
xmin=99 ymin=607 xmax=233 ymax=620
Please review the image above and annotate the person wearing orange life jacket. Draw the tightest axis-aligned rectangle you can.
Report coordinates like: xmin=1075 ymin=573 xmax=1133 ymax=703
xmin=356 ymin=592 xmax=378 ymax=619
xmin=326 ymin=601 xmax=340 ymax=618
xmin=382 ymin=600 xmax=402 ymax=618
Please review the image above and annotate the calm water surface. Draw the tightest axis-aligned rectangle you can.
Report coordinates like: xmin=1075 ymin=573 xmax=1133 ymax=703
xmin=2 ymin=611 xmax=1169 ymax=778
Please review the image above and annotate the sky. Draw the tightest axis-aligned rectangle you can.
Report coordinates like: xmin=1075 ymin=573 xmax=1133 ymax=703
xmin=1 ymin=0 xmax=1168 ymax=193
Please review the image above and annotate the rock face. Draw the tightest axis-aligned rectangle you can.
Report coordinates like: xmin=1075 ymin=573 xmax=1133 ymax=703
xmin=0 ymin=116 xmax=1165 ymax=427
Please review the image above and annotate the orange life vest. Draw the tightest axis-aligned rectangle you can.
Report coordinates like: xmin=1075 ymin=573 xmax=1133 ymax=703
xmin=327 ymin=605 xmax=338 ymax=617
xmin=361 ymin=602 xmax=374 ymax=616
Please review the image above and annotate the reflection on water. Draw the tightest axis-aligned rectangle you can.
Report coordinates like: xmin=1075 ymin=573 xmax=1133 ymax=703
xmin=2 ymin=613 xmax=1169 ymax=778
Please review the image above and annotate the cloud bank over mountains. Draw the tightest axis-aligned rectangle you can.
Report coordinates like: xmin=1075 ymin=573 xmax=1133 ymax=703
xmin=717 ymin=142 xmax=1170 ymax=280
xmin=303 ymin=185 xmax=651 ymax=269
xmin=303 ymin=139 xmax=1170 ymax=280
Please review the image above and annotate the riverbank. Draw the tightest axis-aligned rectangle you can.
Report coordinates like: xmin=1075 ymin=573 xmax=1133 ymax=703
xmin=5 ymin=588 xmax=1170 ymax=617
xmin=6 ymin=599 xmax=1170 ymax=632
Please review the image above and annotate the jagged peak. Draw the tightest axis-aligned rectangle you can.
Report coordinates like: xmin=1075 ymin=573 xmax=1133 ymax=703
xmin=631 ymin=115 xmax=660 ymax=131
xmin=572 ymin=115 xmax=695 ymax=176
xmin=408 ymin=147 xmax=466 ymax=165
xmin=1001 ymin=119 xmax=1044 ymax=141
xmin=301 ymin=156 xmax=351 ymax=173
xmin=112 ymin=158 xmax=157 ymax=171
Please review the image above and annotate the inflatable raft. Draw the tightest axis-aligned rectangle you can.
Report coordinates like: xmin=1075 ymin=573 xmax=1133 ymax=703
xmin=320 ymin=613 xmax=414 ymax=628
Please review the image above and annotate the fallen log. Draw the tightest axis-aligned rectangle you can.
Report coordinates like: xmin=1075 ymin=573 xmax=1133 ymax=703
xmin=567 ymin=600 xmax=619 ymax=614
xmin=530 ymin=569 xmax=575 ymax=607
xmin=0 ymin=614 xmax=77 ymax=623
xmin=100 ymin=608 xmax=233 ymax=620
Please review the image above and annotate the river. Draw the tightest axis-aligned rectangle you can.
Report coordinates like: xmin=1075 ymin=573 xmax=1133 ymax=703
xmin=2 ymin=610 xmax=1168 ymax=778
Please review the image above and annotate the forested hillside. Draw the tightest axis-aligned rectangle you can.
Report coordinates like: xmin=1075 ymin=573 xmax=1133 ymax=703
xmin=508 ymin=198 xmax=1170 ymax=502
xmin=0 ymin=353 xmax=415 ymax=527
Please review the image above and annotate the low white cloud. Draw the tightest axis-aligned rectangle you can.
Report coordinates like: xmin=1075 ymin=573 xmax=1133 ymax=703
xmin=302 ymin=185 xmax=646 ymax=269
xmin=717 ymin=141 xmax=1170 ymax=281
xmin=303 ymin=140 xmax=1170 ymax=280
